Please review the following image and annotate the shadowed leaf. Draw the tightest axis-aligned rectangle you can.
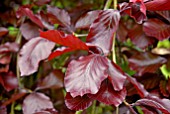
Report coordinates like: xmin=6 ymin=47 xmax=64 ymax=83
xmin=65 ymin=54 xmax=108 ymax=97
xmin=0 ymin=27 xmax=8 ymax=37
xmin=34 ymin=0 xmax=51 ymax=6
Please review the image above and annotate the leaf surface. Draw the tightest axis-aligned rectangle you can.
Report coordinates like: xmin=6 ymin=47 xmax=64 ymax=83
xmin=87 ymin=9 xmax=120 ymax=54
xmin=19 ymin=37 xmax=55 ymax=76
xmin=65 ymin=54 xmax=108 ymax=97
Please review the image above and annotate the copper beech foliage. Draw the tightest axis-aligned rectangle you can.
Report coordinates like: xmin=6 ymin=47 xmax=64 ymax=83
xmin=1 ymin=0 xmax=170 ymax=114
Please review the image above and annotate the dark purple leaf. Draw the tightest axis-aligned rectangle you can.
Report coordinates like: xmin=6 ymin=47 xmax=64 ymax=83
xmin=19 ymin=37 xmax=55 ymax=76
xmin=87 ymin=9 xmax=120 ymax=54
xmin=167 ymin=79 xmax=170 ymax=95
xmin=48 ymin=47 xmax=75 ymax=60
xmin=135 ymin=96 xmax=170 ymax=114
xmin=20 ymin=22 xmax=39 ymax=40
xmin=0 ymin=42 xmax=19 ymax=54
xmin=34 ymin=108 xmax=58 ymax=114
xmin=65 ymin=54 xmax=108 ymax=97
xmin=143 ymin=19 xmax=170 ymax=40
xmin=108 ymin=60 xmax=126 ymax=91
xmin=17 ymin=6 xmax=44 ymax=28
xmin=140 ymin=106 xmax=158 ymax=114
xmin=0 ymin=72 xmax=18 ymax=91
xmin=145 ymin=0 xmax=170 ymax=11
xmin=23 ymin=92 xmax=54 ymax=114
xmin=116 ymin=20 xmax=128 ymax=42
xmin=47 ymin=6 xmax=71 ymax=27
xmin=0 ymin=27 xmax=8 ymax=37
xmin=128 ymin=24 xmax=155 ymax=49
xmin=88 ymin=80 xmax=126 ymax=106
xmin=34 ymin=0 xmax=51 ymax=6
xmin=159 ymin=80 xmax=169 ymax=97
xmin=36 ymin=70 xmax=64 ymax=90
xmin=126 ymin=75 xmax=149 ymax=98
xmin=65 ymin=92 xmax=93 ymax=111
xmin=128 ymin=52 xmax=167 ymax=76
xmin=0 ymin=106 xmax=7 ymax=114
xmin=75 ymin=10 xmax=100 ymax=29
xmin=40 ymin=30 xmax=88 ymax=50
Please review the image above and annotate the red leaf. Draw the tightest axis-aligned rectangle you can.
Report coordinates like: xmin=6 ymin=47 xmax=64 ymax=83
xmin=34 ymin=108 xmax=58 ymax=114
xmin=108 ymin=60 xmax=126 ymax=91
xmin=140 ymin=106 xmax=159 ymax=114
xmin=47 ymin=6 xmax=71 ymax=27
xmin=20 ymin=22 xmax=39 ymax=40
xmin=128 ymin=52 xmax=167 ymax=76
xmin=143 ymin=19 xmax=170 ymax=40
xmin=36 ymin=70 xmax=64 ymax=90
xmin=34 ymin=0 xmax=51 ymax=6
xmin=126 ymin=75 xmax=149 ymax=98
xmin=117 ymin=20 xmax=128 ymax=42
xmin=0 ymin=72 xmax=18 ymax=91
xmin=19 ymin=37 xmax=55 ymax=76
xmin=88 ymin=80 xmax=126 ymax=106
xmin=87 ymin=9 xmax=120 ymax=54
xmin=75 ymin=10 xmax=100 ymax=29
xmin=159 ymin=80 xmax=169 ymax=97
xmin=23 ymin=92 xmax=54 ymax=114
xmin=135 ymin=96 xmax=170 ymax=114
xmin=65 ymin=92 xmax=93 ymax=111
xmin=17 ymin=6 xmax=44 ymax=28
xmin=0 ymin=42 xmax=19 ymax=54
xmin=167 ymin=79 xmax=170 ymax=95
xmin=48 ymin=47 xmax=75 ymax=60
xmin=65 ymin=54 xmax=108 ymax=97
xmin=40 ymin=30 xmax=88 ymax=50
xmin=145 ymin=0 xmax=170 ymax=11
xmin=128 ymin=24 xmax=155 ymax=49
xmin=0 ymin=27 xmax=8 ymax=37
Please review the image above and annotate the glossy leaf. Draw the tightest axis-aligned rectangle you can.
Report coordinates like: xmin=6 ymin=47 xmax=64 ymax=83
xmin=128 ymin=24 xmax=154 ymax=49
xmin=128 ymin=52 xmax=167 ymax=76
xmin=47 ymin=5 xmax=71 ymax=27
xmin=108 ymin=60 xmax=126 ymax=91
xmin=143 ymin=19 xmax=170 ymax=40
xmin=88 ymin=80 xmax=126 ymax=106
xmin=48 ymin=47 xmax=75 ymax=60
xmin=65 ymin=92 xmax=93 ymax=111
xmin=65 ymin=54 xmax=108 ymax=97
xmin=75 ymin=10 xmax=100 ymax=29
xmin=145 ymin=0 xmax=170 ymax=11
xmin=40 ymin=30 xmax=89 ymax=50
xmin=19 ymin=37 xmax=55 ymax=76
xmin=87 ymin=9 xmax=120 ymax=54
xmin=23 ymin=92 xmax=54 ymax=114
xmin=36 ymin=70 xmax=64 ymax=90
xmin=0 ymin=27 xmax=8 ymax=37
xmin=135 ymin=96 xmax=170 ymax=114
xmin=20 ymin=22 xmax=39 ymax=40
xmin=17 ymin=6 xmax=44 ymax=28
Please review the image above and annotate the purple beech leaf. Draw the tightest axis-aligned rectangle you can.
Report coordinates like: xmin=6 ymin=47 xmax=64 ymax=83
xmin=20 ymin=22 xmax=39 ymax=40
xmin=128 ymin=24 xmax=155 ymax=49
xmin=88 ymin=80 xmax=126 ymax=106
xmin=65 ymin=54 xmax=108 ymax=97
xmin=34 ymin=108 xmax=58 ymax=114
xmin=108 ymin=60 xmax=126 ymax=91
xmin=126 ymin=75 xmax=149 ymax=98
xmin=128 ymin=52 xmax=167 ymax=76
xmin=86 ymin=9 xmax=120 ymax=55
xmin=75 ymin=10 xmax=100 ymax=29
xmin=19 ymin=37 xmax=55 ymax=76
xmin=23 ymin=92 xmax=54 ymax=114
xmin=167 ymin=79 xmax=170 ymax=95
xmin=65 ymin=92 xmax=93 ymax=111
xmin=47 ymin=5 xmax=71 ymax=27
xmin=140 ymin=106 xmax=159 ymax=114
xmin=143 ymin=19 xmax=170 ymax=40
xmin=48 ymin=47 xmax=75 ymax=60
xmin=36 ymin=70 xmax=64 ymax=90
xmin=145 ymin=0 xmax=170 ymax=11
xmin=0 ymin=106 xmax=7 ymax=114
xmin=0 ymin=27 xmax=8 ymax=37
xmin=34 ymin=0 xmax=51 ymax=6
xmin=159 ymin=80 xmax=169 ymax=97
xmin=17 ymin=6 xmax=44 ymax=28
xmin=40 ymin=30 xmax=89 ymax=50
xmin=0 ymin=42 xmax=19 ymax=53
xmin=135 ymin=96 xmax=170 ymax=114
xmin=117 ymin=20 xmax=128 ymax=42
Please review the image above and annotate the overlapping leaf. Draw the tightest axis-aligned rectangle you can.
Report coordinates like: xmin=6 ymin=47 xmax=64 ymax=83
xmin=145 ymin=0 xmax=170 ymax=11
xmin=23 ymin=92 xmax=54 ymax=114
xmin=19 ymin=37 xmax=55 ymax=76
xmin=86 ymin=9 xmax=120 ymax=54
xmin=34 ymin=0 xmax=51 ymax=6
xmin=128 ymin=52 xmax=167 ymax=76
xmin=143 ymin=19 xmax=170 ymax=40
xmin=88 ymin=80 xmax=126 ymax=106
xmin=0 ymin=27 xmax=8 ymax=37
xmin=40 ymin=30 xmax=88 ymax=50
xmin=108 ymin=60 xmax=126 ymax=91
xmin=65 ymin=92 xmax=93 ymax=110
xmin=65 ymin=54 xmax=108 ymax=97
